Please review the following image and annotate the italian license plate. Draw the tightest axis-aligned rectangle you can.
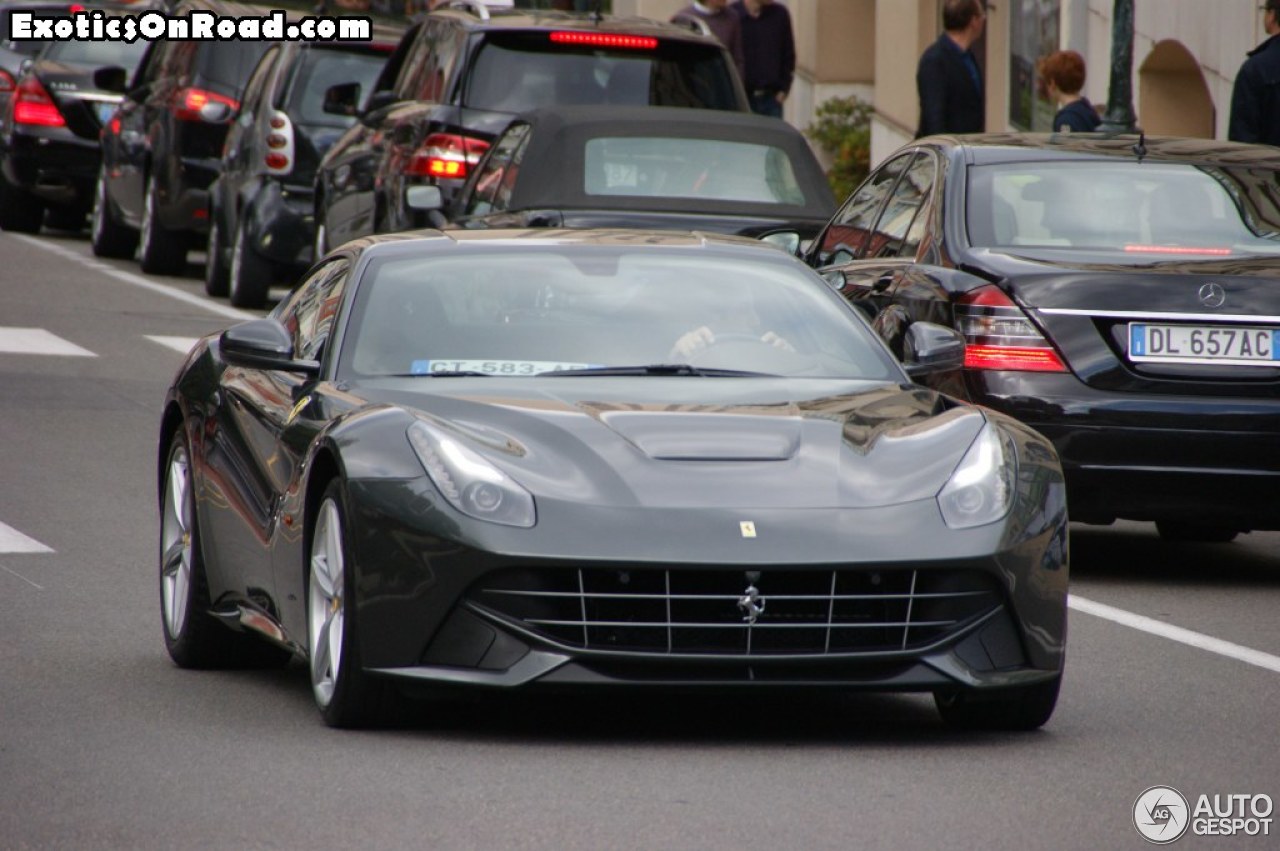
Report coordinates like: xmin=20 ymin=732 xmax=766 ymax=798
xmin=1128 ymin=323 xmax=1280 ymax=366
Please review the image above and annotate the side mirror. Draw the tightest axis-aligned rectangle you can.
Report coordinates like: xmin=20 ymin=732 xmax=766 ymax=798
xmin=359 ymin=89 xmax=399 ymax=124
xmin=760 ymin=230 xmax=801 ymax=256
xmin=93 ymin=65 xmax=128 ymax=94
xmin=405 ymin=184 xmax=443 ymax=212
xmin=901 ymin=321 xmax=965 ymax=377
xmin=322 ymin=81 xmax=361 ymax=117
xmin=219 ymin=319 xmax=320 ymax=375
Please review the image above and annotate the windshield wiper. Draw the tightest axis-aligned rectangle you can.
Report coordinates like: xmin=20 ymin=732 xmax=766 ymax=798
xmin=539 ymin=364 xmax=775 ymax=377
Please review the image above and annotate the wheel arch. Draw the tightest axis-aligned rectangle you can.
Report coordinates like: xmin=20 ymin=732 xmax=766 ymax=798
xmin=157 ymin=401 xmax=186 ymax=507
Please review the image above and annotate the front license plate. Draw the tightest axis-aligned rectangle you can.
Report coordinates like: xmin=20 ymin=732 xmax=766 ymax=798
xmin=1128 ymin=323 xmax=1280 ymax=366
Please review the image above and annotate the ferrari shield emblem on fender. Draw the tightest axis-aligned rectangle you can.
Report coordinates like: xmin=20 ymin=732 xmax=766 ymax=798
xmin=739 ymin=521 xmax=756 ymax=538
xmin=286 ymin=395 xmax=311 ymax=425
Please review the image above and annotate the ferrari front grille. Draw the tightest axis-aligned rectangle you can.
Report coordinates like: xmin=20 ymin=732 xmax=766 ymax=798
xmin=467 ymin=566 xmax=1002 ymax=656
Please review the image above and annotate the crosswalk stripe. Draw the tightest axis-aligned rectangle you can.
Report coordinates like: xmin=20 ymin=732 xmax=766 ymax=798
xmin=146 ymin=336 xmax=200 ymax=355
xmin=0 ymin=327 xmax=96 ymax=357
xmin=0 ymin=521 xmax=54 ymax=554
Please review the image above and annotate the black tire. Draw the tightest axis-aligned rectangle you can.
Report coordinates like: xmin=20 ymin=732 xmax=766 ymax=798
xmin=45 ymin=206 xmax=85 ymax=232
xmin=0 ymin=170 xmax=44 ymax=233
xmin=228 ymin=217 xmax=273 ymax=309
xmin=138 ymin=175 xmax=187 ymax=275
xmin=934 ymin=674 xmax=1061 ymax=732
xmin=204 ymin=214 xmax=230 ymax=297
xmin=1155 ymin=521 xmax=1239 ymax=543
xmin=160 ymin=430 xmax=291 ymax=669
xmin=90 ymin=166 xmax=138 ymax=258
xmin=307 ymin=479 xmax=401 ymax=728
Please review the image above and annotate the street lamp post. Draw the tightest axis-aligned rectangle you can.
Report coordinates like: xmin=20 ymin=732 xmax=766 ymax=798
xmin=1098 ymin=0 xmax=1137 ymax=133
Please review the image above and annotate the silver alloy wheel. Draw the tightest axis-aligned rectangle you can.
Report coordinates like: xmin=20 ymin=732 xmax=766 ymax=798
xmin=308 ymin=497 xmax=345 ymax=708
xmin=139 ymin=179 xmax=155 ymax=258
xmin=91 ymin=172 xmax=107 ymax=245
xmin=160 ymin=444 xmax=192 ymax=640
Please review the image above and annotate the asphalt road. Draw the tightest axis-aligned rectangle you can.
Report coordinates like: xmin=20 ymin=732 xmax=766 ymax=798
xmin=2 ymin=229 xmax=1278 ymax=850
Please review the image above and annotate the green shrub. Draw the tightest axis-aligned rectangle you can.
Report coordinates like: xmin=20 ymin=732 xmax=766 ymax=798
xmin=805 ymin=95 xmax=873 ymax=200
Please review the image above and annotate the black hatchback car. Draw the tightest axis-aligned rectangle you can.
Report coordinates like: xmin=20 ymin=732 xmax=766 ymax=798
xmin=0 ymin=35 xmax=147 ymax=233
xmin=314 ymin=3 xmax=748 ymax=253
xmin=205 ymin=36 xmax=398 ymax=308
xmin=91 ymin=0 xmax=279 ymax=273
xmin=794 ymin=132 xmax=1280 ymax=542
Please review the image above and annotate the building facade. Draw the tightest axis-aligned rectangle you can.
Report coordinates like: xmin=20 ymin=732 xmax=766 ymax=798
xmin=614 ymin=0 xmax=1270 ymax=167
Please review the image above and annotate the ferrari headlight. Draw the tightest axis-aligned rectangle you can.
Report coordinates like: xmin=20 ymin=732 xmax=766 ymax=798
xmin=937 ymin=422 xmax=1015 ymax=529
xmin=407 ymin=420 xmax=535 ymax=528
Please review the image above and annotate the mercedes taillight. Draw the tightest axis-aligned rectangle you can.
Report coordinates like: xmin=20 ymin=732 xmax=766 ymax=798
xmin=406 ymin=133 xmax=490 ymax=180
xmin=13 ymin=76 xmax=65 ymax=127
xmin=955 ymin=285 xmax=1067 ymax=372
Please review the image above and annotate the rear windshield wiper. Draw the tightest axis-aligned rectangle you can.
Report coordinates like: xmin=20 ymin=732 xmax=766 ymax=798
xmin=539 ymin=364 xmax=775 ymax=377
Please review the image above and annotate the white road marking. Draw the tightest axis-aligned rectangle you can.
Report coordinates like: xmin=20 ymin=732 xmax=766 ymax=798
xmin=146 ymin=335 xmax=200 ymax=355
xmin=0 ymin=564 xmax=45 ymax=590
xmin=7 ymin=233 xmax=258 ymax=322
xmin=1070 ymin=594 xmax=1280 ymax=675
xmin=0 ymin=521 xmax=53 ymax=554
xmin=0 ymin=327 xmax=96 ymax=357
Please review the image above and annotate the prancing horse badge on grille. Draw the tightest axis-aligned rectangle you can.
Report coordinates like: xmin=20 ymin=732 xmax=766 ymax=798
xmin=737 ymin=584 xmax=766 ymax=624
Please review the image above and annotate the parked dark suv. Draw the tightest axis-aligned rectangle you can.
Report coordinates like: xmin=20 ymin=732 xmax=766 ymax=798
xmin=313 ymin=2 xmax=748 ymax=253
xmin=206 ymin=34 xmax=398 ymax=307
xmin=90 ymin=0 xmax=279 ymax=273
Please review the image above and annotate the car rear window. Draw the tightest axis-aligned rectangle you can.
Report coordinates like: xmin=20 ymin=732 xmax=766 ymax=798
xmin=584 ymin=137 xmax=806 ymax=205
xmin=42 ymin=36 xmax=148 ymax=70
xmin=967 ymin=162 xmax=1280 ymax=257
xmin=286 ymin=46 xmax=390 ymax=125
xmin=463 ymin=33 xmax=740 ymax=113
xmin=196 ymin=40 xmax=272 ymax=93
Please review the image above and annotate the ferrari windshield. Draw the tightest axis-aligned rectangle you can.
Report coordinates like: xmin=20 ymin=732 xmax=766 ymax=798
xmin=340 ymin=246 xmax=900 ymax=381
xmin=966 ymin=161 xmax=1280 ymax=258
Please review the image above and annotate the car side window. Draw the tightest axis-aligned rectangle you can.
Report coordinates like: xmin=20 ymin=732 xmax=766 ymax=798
xmin=814 ymin=153 xmax=914 ymax=266
xmin=410 ymin=21 xmax=462 ymax=103
xmin=464 ymin=124 xmax=527 ymax=216
xmin=240 ymin=47 xmax=281 ymax=118
xmin=396 ymin=24 xmax=436 ymax=101
xmin=865 ymin=152 xmax=935 ymax=259
xmin=492 ymin=125 xmax=531 ymax=212
xmin=277 ymin=259 xmax=351 ymax=362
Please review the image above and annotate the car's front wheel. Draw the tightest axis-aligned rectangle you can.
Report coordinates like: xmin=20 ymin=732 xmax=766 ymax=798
xmin=161 ymin=431 xmax=290 ymax=668
xmin=90 ymin=167 xmax=138 ymax=258
xmin=934 ymin=674 xmax=1061 ymax=732
xmin=308 ymin=480 xmax=398 ymax=728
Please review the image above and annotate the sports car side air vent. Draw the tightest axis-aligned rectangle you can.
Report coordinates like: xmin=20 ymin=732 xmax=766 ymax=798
xmin=467 ymin=566 xmax=1003 ymax=656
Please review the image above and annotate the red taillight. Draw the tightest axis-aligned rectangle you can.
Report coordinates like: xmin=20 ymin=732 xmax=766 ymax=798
xmin=0 ymin=69 xmax=15 ymax=94
xmin=955 ymin=285 xmax=1067 ymax=373
xmin=172 ymin=88 xmax=238 ymax=122
xmin=13 ymin=76 xmax=65 ymax=127
xmin=406 ymin=133 xmax=490 ymax=180
xmin=549 ymin=31 xmax=658 ymax=50
xmin=262 ymin=110 xmax=293 ymax=176
xmin=69 ymin=3 xmax=85 ymax=11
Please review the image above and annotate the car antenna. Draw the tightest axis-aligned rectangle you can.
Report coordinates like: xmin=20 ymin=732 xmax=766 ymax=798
xmin=1132 ymin=131 xmax=1147 ymax=162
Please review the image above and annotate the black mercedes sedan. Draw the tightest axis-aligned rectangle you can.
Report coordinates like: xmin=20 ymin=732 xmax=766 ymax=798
xmin=158 ymin=229 xmax=1067 ymax=730
xmin=422 ymin=105 xmax=836 ymax=240
xmin=793 ymin=133 xmax=1280 ymax=542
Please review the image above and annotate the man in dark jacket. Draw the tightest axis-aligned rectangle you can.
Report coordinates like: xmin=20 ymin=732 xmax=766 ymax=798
xmin=916 ymin=0 xmax=987 ymax=137
xmin=1229 ymin=0 xmax=1280 ymax=145
xmin=732 ymin=0 xmax=795 ymax=118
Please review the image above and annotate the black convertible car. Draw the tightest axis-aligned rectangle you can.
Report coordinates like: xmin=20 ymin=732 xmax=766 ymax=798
xmin=425 ymin=105 xmax=835 ymax=239
xmin=790 ymin=133 xmax=1280 ymax=542
xmin=159 ymin=229 xmax=1068 ymax=730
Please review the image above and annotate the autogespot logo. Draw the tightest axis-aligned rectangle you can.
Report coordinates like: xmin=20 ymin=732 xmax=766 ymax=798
xmin=1134 ymin=786 xmax=1191 ymax=844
